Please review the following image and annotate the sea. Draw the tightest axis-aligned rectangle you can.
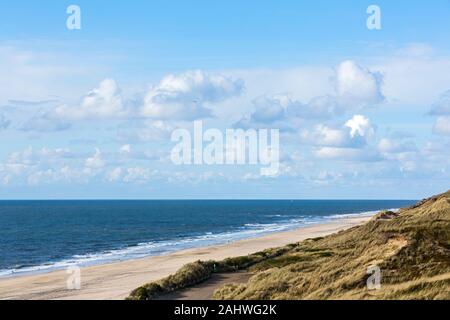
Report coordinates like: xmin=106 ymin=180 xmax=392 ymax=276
xmin=0 ymin=199 xmax=416 ymax=277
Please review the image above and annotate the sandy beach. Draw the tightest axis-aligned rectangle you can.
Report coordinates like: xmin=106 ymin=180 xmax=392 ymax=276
xmin=0 ymin=215 xmax=371 ymax=300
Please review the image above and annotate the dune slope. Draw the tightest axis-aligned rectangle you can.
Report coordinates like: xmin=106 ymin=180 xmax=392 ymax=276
xmin=214 ymin=191 xmax=450 ymax=300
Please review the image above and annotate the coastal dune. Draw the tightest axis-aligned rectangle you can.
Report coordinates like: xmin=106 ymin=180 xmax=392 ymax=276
xmin=0 ymin=216 xmax=370 ymax=300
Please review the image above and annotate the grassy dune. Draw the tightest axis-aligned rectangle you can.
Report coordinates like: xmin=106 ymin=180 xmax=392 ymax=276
xmin=128 ymin=190 xmax=450 ymax=300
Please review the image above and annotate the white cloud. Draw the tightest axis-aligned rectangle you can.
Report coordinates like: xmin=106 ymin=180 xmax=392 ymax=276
xmin=428 ymin=91 xmax=450 ymax=136
xmin=314 ymin=147 xmax=357 ymax=160
xmin=85 ymin=148 xmax=106 ymax=169
xmin=300 ymin=124 xmax=360 ymax=148
xmin=119 ymin=144 xmax=132 ymax=155
xmin=247 ymin=95 xmax=287 ymax=123
xmin=117 ymin=120 xmax=174 ymax=142
xmin=301 ymin=125 xmax=348 ymax=147
xmin=27 ymin=169 xmax=54 ymax=186
xmin=344 ymin=115 xmax=376 ymax=139
xmin=433 ymin=116 xmax=450 ymax=136
xmin=311 ymin=171 xmax=343 ymax=185
xmin=377 ymin=138 xmax=417 ymax=154
xmin=373 ymin=48 xmax=450 ymax=106
xmin=236 ymin=94 xmax=341 ymax=129
xmin=141 ymin=70 xmax=244 ymax=120
xmin=300 ymin=115 xmax=375 ymax=148
xmin=107 ymin=167 xmax=123 ymax=182
xmin=235 ymin=94 xmax=292 ymax=129
xmin=6 ymin=146 xmax=73 ymax=166
xmin=334 ymin=60 xmax=385 ymax=108
xmin=314 ymin=147 xmax=381 ymax=162
xmin=235 ymin=61 xmax=384 ymax=128
xmin=294 ymin=95 xmax=342 ymax=119
xmin=55 ymin=79 xmax=127 ymax=120
xmin=123 ymin=167 xmax=155 ymax=184
xmin=20 ymin=110 xmax=71 ymax=132
xmin=0 ymin=146 xmax=87 ymax=185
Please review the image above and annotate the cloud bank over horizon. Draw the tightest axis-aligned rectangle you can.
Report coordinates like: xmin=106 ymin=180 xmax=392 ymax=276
xmin=1 ymin=0 xmax=450 ymax=201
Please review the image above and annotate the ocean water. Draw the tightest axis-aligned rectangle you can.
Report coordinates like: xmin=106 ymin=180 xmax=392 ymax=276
xmin=0 ymin=199 xmax=416 ymax=277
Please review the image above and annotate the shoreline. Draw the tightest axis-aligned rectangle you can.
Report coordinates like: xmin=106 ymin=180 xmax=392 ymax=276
xmin=0 ymin=215 xmax=372 ymax=300
xmin=0 ymin=210 xmax=384 ymax=279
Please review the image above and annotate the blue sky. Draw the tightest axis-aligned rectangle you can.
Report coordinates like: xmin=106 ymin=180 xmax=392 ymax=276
xmin=0 ymin=1 xmax=450 ymax=199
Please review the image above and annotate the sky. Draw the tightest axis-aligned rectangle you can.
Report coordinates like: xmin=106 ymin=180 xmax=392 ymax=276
xmin=0 ymin=0 xmax=450 ymax=199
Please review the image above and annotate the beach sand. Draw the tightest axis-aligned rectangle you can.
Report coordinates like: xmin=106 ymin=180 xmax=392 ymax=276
xmin=0 ymin=215 xmax=370 ymax=300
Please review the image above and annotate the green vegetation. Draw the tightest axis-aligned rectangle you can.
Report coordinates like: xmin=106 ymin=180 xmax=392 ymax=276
xmin=127 ymin=246 xmax=292 ymax=300
xmin=127 ymin=261 xmax=214 ymax=300
xmin=128 ymin=190 xmax=450 ymax=300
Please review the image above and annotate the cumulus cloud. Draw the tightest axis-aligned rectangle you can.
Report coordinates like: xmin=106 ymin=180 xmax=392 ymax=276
xmin=344 ymin=115 xmax=376 ymax=140
xmin=19 ymin=71 xmax=243 ymax=125
xmin=235 ymin=94 xmax=342 ymax=129
xmin=246 ymin=95 xmax=287 ymax=124
xmin=235 ymin=61 xmax=384 ymax=129
xmin=300 ymin=115 xmax=375 ymax=148
xmin=141 ymin=70 xmax=244 ymax=120
xmin=334 ymin=60 xmax=385 ymax=108
xmin=85 ymin=148 xmax=106 ymax=169
xmin=235 ymin=94 xmax=293 ymax=129
xmin=55 ymin=79 xmax=127 ymax=120
xmin=309 ymin=115 xmax=380 ymax=162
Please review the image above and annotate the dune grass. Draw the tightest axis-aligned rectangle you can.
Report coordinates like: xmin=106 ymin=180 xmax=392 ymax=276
xmin=127 ymin=246 xmax=293 ymax=300
xmin=213 ymin=191 xmax=450 ymax=300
